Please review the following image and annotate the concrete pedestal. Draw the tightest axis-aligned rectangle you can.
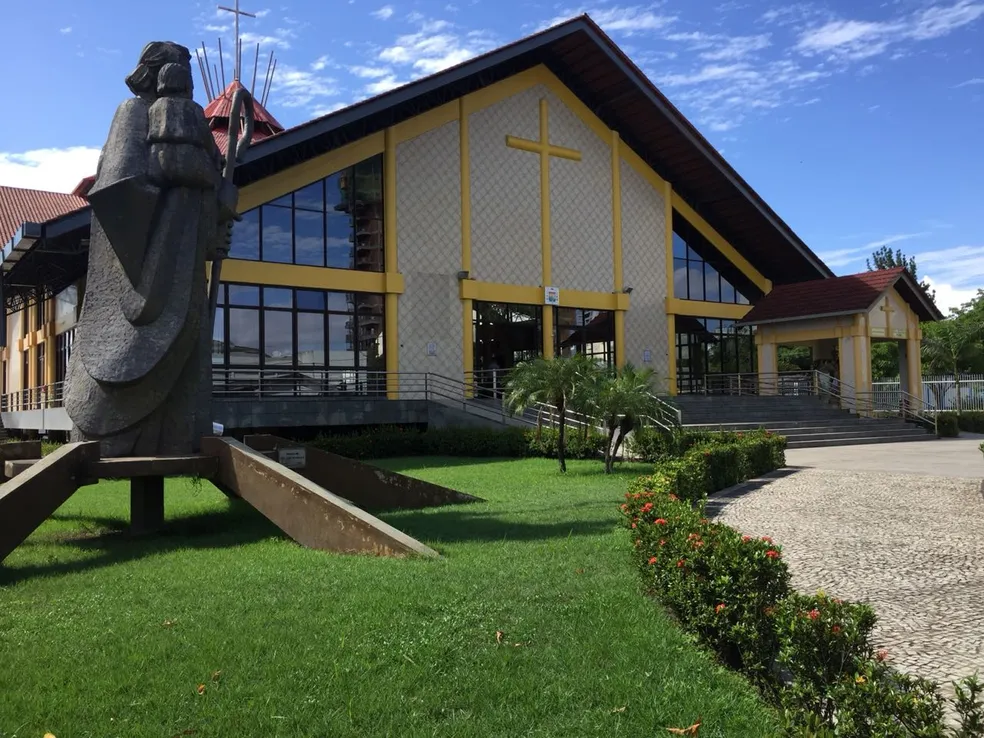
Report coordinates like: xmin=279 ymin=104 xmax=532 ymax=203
xmin=130 ymin=477 xmax=164 ymax=535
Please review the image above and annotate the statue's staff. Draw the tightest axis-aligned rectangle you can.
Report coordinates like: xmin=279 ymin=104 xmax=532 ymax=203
xmin=208 ymin=86 xmax=255 ymax=328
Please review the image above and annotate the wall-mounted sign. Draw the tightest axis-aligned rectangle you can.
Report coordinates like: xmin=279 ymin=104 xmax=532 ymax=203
xmin=642 ymin=349 xmax=653 ymax=363
xmin=278 ymin=447 xmax=307 ymax=470
xmin=544 ymin=286 xmax=560 ymax=306
xmin=870 ymin=327 xmax=887 ymax=337
xmin=426 ymin=341 xmax=437 ymax=356
xmin=892 ymin=328 xmax=907 ymax=339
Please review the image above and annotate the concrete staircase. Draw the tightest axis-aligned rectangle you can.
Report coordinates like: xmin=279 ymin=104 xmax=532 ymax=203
xmin=672 ymin=394 xmax=935 ymax=448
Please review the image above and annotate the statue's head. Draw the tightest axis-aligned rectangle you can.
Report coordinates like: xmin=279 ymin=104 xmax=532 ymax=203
xmin=157 ymin=63 xmax=193 ymax=99
xmin=125 ymin=41 xmax=192 ymax=99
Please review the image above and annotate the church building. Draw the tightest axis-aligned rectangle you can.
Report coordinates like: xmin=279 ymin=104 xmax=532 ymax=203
xmin=0 ymin=16 xmax=942 ymax=434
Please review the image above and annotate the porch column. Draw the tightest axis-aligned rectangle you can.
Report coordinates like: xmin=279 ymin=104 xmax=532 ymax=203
xmin=756 ymin=338 xmax=778 ymax=395
xmin=906 ymin=336 xmax=922 ymax=400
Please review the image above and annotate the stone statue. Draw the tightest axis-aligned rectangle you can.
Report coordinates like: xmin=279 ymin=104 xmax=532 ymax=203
xmin=65 ymin=41 xmax=243 ymax=457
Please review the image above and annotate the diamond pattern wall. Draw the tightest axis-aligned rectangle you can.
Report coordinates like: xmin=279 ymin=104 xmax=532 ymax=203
xmin=395 ymin=120 xmax=463 ymax=391
xmin=469 ymin=85 xmax=543 ymax=286
xmin=621 ymin=159 xmax=669 ymax=387
xmin=548 ymin=90 xmax=614 ymax=293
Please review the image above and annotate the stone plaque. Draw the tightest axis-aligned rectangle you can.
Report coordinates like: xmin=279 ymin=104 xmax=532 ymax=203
xmin=870 ymin=327 xmax=887 ymax=337
xmin=278 ymin=447 xmax=307 ymax=469
xmin=892 ymin=328 xmax=907 ymax=339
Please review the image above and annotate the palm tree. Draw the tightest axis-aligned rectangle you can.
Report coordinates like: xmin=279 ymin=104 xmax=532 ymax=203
xmin=504 ymin=354 xmax=597 ymax=472
xmin=591 ymin=364 xmax=660 ymax=473
xmin=922 ymin=308 xmax=984 ymax=413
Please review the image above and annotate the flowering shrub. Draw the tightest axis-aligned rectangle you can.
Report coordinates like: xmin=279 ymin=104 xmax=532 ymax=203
xmin=623 ymin=448 xmax=984 ymax=736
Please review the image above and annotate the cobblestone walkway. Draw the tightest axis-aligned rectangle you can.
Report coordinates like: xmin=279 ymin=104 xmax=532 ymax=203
xmin=709 ymin=468 xmax=984 ymax=698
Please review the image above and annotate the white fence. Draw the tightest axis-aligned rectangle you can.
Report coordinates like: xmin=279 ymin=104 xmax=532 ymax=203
xmin=872 ymin=374 xmax=984 ymax=412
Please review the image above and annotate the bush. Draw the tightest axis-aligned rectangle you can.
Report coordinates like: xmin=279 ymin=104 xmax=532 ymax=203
xmin=937 ymin=413 xmax=961 ymax=437
xmin=622 ymin=439 xmax=983 ymax=737
xmin=310 ymin=425 xmax=607 ymax=461
xmin=526 ymin=427 xmax=608 ymax=460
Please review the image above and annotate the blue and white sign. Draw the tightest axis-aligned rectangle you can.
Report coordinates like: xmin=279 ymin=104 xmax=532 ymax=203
xmin=544 ymin=286 xmax=560 ymax=306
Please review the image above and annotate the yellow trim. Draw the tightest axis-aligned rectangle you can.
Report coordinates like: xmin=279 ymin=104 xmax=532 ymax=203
xmin=664 ymin=297 xmax=751 ymax=321
xmin=505 ymin=135 xmax=581 ymax=161
xmin=611 ymin=131 xmax=625 ymax=367
xmin=756 ymin=323 xmax=852 ymax=344
xmin=666 ymin=313 xmax=677 ymax=396
xmin=383 ymin=127 xmax=399 ymax=398
xmin=671 ymin=193 xmax=771 ymax=294
xmin=237 ymin=132 xmax=385 ymax=213
xmin=460 ymin=98 xmax=474 ymax=391
xmin=459 ymin=280 xmax=627 ymax=312
xmin=392 ymin=101 xmax=458 ymax=144
xmin=220 ymin=260 xmax=404 ymax=294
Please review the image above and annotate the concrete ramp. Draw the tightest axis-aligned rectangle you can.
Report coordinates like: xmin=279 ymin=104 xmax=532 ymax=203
xmin=243 ymin=434 xmax=483 ymax=511
xmin=0 ymin=442 xmax=100 ymax=562
xmin=201 ymin=437 xmax=439 ymax=558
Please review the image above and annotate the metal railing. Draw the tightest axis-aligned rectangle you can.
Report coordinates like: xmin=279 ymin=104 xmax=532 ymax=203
xmin=1 ymin=382 xmax=65 ymax=413
xmin=704 ymin=371 xmax=818 ymax=396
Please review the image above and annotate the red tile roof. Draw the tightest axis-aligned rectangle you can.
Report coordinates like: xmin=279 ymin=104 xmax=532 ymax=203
xmin=0 ymin=185 xmax=88 ymax=244
xmin=740 ymin=268 xmax=907 ymax=325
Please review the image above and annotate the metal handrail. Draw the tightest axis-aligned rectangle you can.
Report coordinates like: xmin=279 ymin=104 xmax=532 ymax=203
xmin=0 ymin=382 xmax=66 ymax=413
xmin=704 ymin=371 xmax=817 ymax=396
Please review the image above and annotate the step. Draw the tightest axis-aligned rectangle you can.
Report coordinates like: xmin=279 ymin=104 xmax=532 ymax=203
xmin=786 ymin=433 xmax=936 ymax=449
xmin=780 ymin=427 xmax=929 ymax=443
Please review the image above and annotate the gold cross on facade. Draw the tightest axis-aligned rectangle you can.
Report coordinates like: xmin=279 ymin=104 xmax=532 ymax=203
xmin=505 ymin=98 xmax=581 ymax=358
xmin=879 ymin=296 xmax=895 ymax=335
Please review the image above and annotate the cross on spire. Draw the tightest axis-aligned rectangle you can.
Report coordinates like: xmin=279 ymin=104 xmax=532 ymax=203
xmin=218 ymin=0 xmax=256 ymax=80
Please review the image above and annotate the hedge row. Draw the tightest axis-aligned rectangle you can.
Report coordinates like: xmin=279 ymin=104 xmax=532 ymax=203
xmin=627 ymin=425 xmax=778 ymax=463
xmin=309 ymin=425 xmax=608 ymax=460
xmin=937 ymin=410 xmax=984 ymax=437
xmin=624 ymin=441 xmax=984 ymax=735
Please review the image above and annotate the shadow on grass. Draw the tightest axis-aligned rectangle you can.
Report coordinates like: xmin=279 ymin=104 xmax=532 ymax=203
xmin=380 ymin=505 xmax=616 ymax=544
xmin=0 ymin=500 xmax=284 ymax=586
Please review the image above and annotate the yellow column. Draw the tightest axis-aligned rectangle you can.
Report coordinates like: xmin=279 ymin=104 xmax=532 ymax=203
xmin=663 ymin=181 xmax=676 ymax=394
xmin=383 ymin=127 xmax=399 ymax=399
xmin=44 ymin=298 xmax=56 ymax=386
xmin=538 ymin=99 xmax=554 ymax=360
xmin=459 ymin=98 xmax=474 ymax=395
xmin=611 ymin=130 xmax=625 ymax=368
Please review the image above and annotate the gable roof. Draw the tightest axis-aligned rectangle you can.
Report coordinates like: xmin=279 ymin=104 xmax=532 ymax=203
xmin=739 ymin=267 xmax=944 ymax=326
xmin=0 ymin=186 xmax=87 ymax=244
xmin=237 ymin=14 xmax=833 ymax=285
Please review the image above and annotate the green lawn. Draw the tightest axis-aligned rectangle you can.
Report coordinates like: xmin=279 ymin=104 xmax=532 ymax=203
xmin=0 ymin=458 xmax=778 ymax=737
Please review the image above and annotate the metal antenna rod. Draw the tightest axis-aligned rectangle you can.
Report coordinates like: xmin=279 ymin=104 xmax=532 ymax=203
xmin=260 ymin=49 xmax=274 ymax=103
xmin=217 ymin=37 xmax=226 ymax=89
xmin=195 ymin=49 xmax=212 ymax=101
xmin=213 ymin=63 xmax=221 ymax=94
xmin=263 ymin=57 xmax=277 ymax=107
xmin=201 ymin=43 xmax=216 ymax=98
xmin=251 ymin=42 xmax=260 ymax=93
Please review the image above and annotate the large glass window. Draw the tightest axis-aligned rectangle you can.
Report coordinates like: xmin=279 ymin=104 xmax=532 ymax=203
xmin=672 ymin=211 xmax=753 ymax=305
xmin=675 ymin=317 xmax=756 ymax=394
xmin=229 ymin=154 xmax=384 ymax=272
xmin=555 ymin=308 xmax=615 ymax=367
xmin=472 ymin=302 xmax=543 ymax=375
xmin=212 ymin=283 xmax=386 ymax=396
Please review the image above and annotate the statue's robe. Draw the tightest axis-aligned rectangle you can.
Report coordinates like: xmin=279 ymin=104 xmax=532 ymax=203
xmin=65 ymin=95 xmax=222 ymax=457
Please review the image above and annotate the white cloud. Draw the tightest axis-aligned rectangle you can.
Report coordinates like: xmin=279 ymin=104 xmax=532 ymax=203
xmin=270 ymin=65 xmax=340 ymax=108
xmin=311 ymin=101 xmax=349 ymax=117
xmin=349 ymin=65 xmax=391 ymax=78
xmin=377 ymin=20 xmax=498 ymax=77
xmin=372 ymin=5 xmax=395 ymax=20
xmin=922 ymin=276 xmax=979 ymax=314
xmin=539 ymin=5 xmax=675 ymax=34
xmin=818 ymin=233 xmax=931 ymax=269
xmin=796 ymin=1 xmax=984 ymax=61
xmin=311 ymin=55 xmax=331 ymax=71
xmin=365 ymin=75 xmax=404 ymax=95
xmin=665 ymin=31 xmax=771 ymax=61
xmin=864 ymin=232 xmax=931 ymax=251
xmin=240 ymin=29 xmax=295 ymax=50
xmin=0 ymin=146 xmax=101 ymax=193
xmin=954 ymin=77 xmax=984 ymax=87
xmin=59 ymin=26 xmax=72 ymax=34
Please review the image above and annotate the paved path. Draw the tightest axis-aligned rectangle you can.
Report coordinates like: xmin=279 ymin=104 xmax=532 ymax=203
xmin=709 ymin=440 xmax=984 ymax=701
xmin=786 ymin=436 xmax=984 ymax=478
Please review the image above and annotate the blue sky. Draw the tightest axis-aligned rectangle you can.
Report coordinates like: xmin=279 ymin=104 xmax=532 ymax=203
xmin=1 ymin=0 xmax=981 ymax=311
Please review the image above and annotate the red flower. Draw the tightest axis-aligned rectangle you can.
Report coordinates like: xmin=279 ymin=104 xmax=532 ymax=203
xmin=875 ymin=649 xmax=889 ymax=662
xmin=641 ymin=502 xmax=654 ymax=514
xmin=668 ymin=493 xmax=679 ymax=502
xmin=676 ymin=559 xmax=686 ymax=568
xmin=687 ymin=533 xmax=700 ymax=541
xmin=692 ymin=540 xmax=704 ymax=548
xmin=742 ymin=535 xmax=751 ymax=543
xmin=648 ymin=556 xmax=658 ymax=565
xmin=620 ymin=503 xmax=628 ymax=512
xmin=765 ymin=549 xmax=780 ymax=559
xmin=831 ymin=625 xmax=842 ymax=634
xmin=631 ymin=523 xmax=637 ymax=529
xmin=659 ymin=539 xmax=666 ymax=547
xmin=654 ymin=518 xmax=668 ymax=526
xmin=761 ymin=536 xmax=773 ymax=544
xmin=715 ymin=603 xmax=726 ymax=614
xmin=807 ymin=609 xmax=820 ymax=621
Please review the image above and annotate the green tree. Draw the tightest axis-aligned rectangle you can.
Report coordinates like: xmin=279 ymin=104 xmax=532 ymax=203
xmin=504 ymin=354 xmax=597 ymax=472
xmin=590 ymin=364 xmax=660 ymax=474
xmin=921 ymin=292 xmax=984 ymax=412
xmin=866 ymin=245 xmax=936 ymax=304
